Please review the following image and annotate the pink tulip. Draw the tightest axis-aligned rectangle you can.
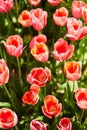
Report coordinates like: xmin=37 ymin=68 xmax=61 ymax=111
xmin=42 ymin=95 xmax=62 ymax=119
xmin=30 ymin=119 xmax=47 ymax=130
xmin=66 ymin=18 xmax=87 ymax=41
xmin=0 ymin=108 xmax=18 ymax=129
xmin=30 ymin=84 xmax=40 ymax=94
xmin=53 ymin=38 xmax=74 ymax=62
xmin=75 ymin=88 xmax=87 ymax=109
xmin=0 ymin=59 xmax=9 ymax=85
xmin=31 ymin=43 xmax=49 ymax=62
xmin=71 ymin=0 xmax=86 ymax=19
xmin=47 ymin=0 xmax=61 ymax=6
xmin=0 ymin=0 xmax=13 ymax=13
xmin=28 ymin=0 xmax=41 ymax=6
xmin=3 ymin=35 xmax=23 ymax=57
xmin=57 ymin=117 xmax=72 ymax=130
xmin=82 ymin=5 xmax=87 ymax=24
xmin=30 ymin=8 xmax=47 ymax=31
xmin=27 ymin=67 xmax=51 ymax=87
xmin=18 ymin=10 xmax=32 ymax=27
xmin=29 ymin=34 xmax=47 ymax=49
xmin=53 ymin=7 xmax=68 ymax=26
xmin=64 ymin=61 xmax=82 ymax=81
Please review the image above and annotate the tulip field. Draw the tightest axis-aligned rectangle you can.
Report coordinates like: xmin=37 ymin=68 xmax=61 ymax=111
xmin=0 ymin=0 xmax=87 ymax=130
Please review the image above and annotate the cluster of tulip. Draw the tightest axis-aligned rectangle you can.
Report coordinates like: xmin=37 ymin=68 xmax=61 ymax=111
xmin=0 ymin=0 xmax=87 ymax=130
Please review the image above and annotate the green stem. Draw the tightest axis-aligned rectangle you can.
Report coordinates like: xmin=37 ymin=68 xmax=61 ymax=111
xmin=80 ymin=110 xmax=84 ymax=124
xmin=16 ymin=57 xmax=23 ymax=87
xmin=15 ymin=125 xmax=19 ymax=130
xmin=70 ymin=81 xmax=75 ymax=102
xmin=15 ymin=0 xmax=19 ymax=16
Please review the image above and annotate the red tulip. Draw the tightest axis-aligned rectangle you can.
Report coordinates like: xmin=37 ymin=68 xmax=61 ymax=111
xmin=30 ymin=8 xmax=47 ymax=31
xmin=64 ymin=61 xmax=82 ymax=81
xmin=53 ymin=38 xmax=74 ymax=62
xmin=53 ymin=7 xmax=68 ymax=26
xmin=31 ymin=43 xmax=49 ymax=62
xmin=0 ymin=108 xmax=18 ymax=129
xmin=22 ymin=90 xmax=39 ymax=105
xmin=66 ymin=18 xmax=87 ymax=41
xmin=30 ymin=84 xmax=40 ymax=94
xmin=75 ymin=88 xmax=87 ymax=109
xmin=0 ymin=59 xmax=9 ymax=85
xmin=57 ymin=117 xmax=72 ymax=130
xmin=28 ymin=0 xmax=41 ymax=6
xmin=47 ymin=0 xmax=61 ymax=6
xmin=42 ymin=95 xmax=62 ymax=118
xmin=18 ymin=10 xmax=32 ymax=27
xmin=30 ymin=119 xmax=47 ymax=130
xmin=29 ymin=34 xmax=47 ymax=49
xmin=3 ymin=35 xmax=23 ymax=57
xmin=0 ymin=0 xmax=13 ymax=13
xmin=27 ymin=67 xmax=51 ymax=87
xmin=71 ymin=1 xmax=86 ymax=19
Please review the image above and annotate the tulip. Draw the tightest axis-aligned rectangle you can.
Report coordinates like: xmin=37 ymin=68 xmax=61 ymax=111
xmin=27 ymin=67 xmax=51 ymax=87
xmin=30 ymin=8 xmax=47 ymax=31
xmin=0 ymin=108 xmax=18 ymax=129
xmin=75 ymin=88 xmax=87 ymax=109
xmin=42 ymin=95 xmax=62 ymax=118
xmin=28 ymin=0 xmax=41 ymax=6
xmin=53 ymin=38 xmax=74 ymax=62
xmin=53 ymin=7 xmax=68 ymax=26
xmin=0 ymin=0 xmax=13 ymax=13
xmin=47 ymin=0 xmax=61 ymax=6
xmin=64 ymin=61 xmax=82 ymax=81
xmin=18 ymin=10 xmax=32 ymax=27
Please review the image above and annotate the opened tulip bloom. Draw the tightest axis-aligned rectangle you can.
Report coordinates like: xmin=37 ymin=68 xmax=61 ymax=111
xmin=71 ymin=0 xmax=86 ymax=19
xmin=75 ymin=88 xmax=87 ymax=109
xmin=47 ymin=0 xmax=61 ymax=6
xmin=18 ymin=10 xmax=32 ymax=27
xmin=29 ymin=34 xmax=47 ymax=49
xmin=57 ymin=117 xmax=72 ymax=130
xmin=53 ymin=7 xmax=68 ymax=26
xmin=53 ymin=38 xmax=74 ymax=62
xmin=22 ymin=90 xmax=39 ymax=105
xmin=30 ymin=119 xmax=47 ymax=130
xmin=0 ymin=0 xmax=13 ymax=13
xmin=64 ymin=61 xmax=82 ymax=81
xmin=0 ymin=108 xmax=18 ymax=129
xmin=3 ymin=35 xmax=23 ymax=57
xmin=66 ymin=18 xmax=87 ymax=41
xmin=31 ymin=43 xmax=49 ymax=62
xmin=28 ymin=0 xmax=41 ymax=6
xmin=0 ymin=59 xmax=9 ymax=86
xmin=27 ymin=67 xmax=51 ymax=87
xmin=42 ymin=95 xmax=62 ymax=119
xmin=30 ymin=8 xmax=47 ymax=31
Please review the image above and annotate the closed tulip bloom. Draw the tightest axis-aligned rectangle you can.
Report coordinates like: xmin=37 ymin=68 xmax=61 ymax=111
xmin=82 ymin=5 xmax=87 ymax=24
xmin=22 ymin=90 xmax=39 ymax=105
xmin=0 ymin=0 xmax=13 ymax=13
xmin=64 ymin=61 xmax=82 ymax=81
xmin=0 ymin=59 xmax=9 ymax=86
xmin=66 ymin=18 xmax=87 ymax=41
xmin=75 ymin=88 xmax=87 ymax=109
xmin=53 ymin=7 xmax=68 ymax=26
xmin=53 ymin=38 xmax=74 ymax=62
xmin=28 ymin=0 xmax=41 ymax=6
xmin=30 ymin=84 xmax=40 ymax=94
xmin=29 ymin=34 xmax=47 ymax=49
xmin=3 ymin=35 xmax=23 ymax=57
xmin=27 ymin=67 xmax=51 ymax=87
xmin=30 ymin=8 xmax=47 ymax=31
xmin=42 ymin=95 xmax=62 ymax=119
xmin=30 ymin=119 xmax=47 ymax=130
xmin=57 ymin=117 xmax=72 ymax=130
xmin=0 ymin=108 xmax=18 ymax=129
xmin=18 ymin=10 xmax=32 ymax=27
xmin=71 ymin=1 xmax=86 ymax=19
xmin=31 ymin=43 xmax=49 ymax=62
xmin=47 ymin=0 xmax=61 ymax=6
